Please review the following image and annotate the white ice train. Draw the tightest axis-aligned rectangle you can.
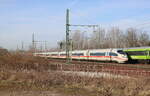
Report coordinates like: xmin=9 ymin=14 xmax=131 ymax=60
xmin=34 ymin=49 xmax=128 ymax=63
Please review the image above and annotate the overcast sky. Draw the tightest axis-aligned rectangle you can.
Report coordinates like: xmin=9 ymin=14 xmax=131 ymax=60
xmin=0 ymin=0 xmax=150 ymax=50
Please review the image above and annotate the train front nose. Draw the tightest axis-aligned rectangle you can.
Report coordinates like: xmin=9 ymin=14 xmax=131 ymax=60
xmin=122 ymin=54 xmax=127 ymax=58
xmin=122 ymin=54 xmax=129 ymax=62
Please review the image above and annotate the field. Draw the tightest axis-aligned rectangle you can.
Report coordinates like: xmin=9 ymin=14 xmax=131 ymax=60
xmin=0 ymin=52 xmax=150 ymax=96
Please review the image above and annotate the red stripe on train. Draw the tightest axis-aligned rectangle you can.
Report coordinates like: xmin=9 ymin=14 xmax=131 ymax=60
xmin=56 ymin=56 xmax=127 ymax=60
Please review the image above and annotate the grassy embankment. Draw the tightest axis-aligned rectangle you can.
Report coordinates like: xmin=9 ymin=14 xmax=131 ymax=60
xmin=0 ymin=52 xmax=150 ymax=96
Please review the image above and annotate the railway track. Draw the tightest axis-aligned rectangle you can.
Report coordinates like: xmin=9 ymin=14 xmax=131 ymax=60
xmin=48 ymin=58 xmax=150 ymax=70
xmin=48 ymin=58 xmax=150 ymax=77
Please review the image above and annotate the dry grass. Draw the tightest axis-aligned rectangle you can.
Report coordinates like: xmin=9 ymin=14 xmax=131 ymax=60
xmin=0 ymin=52 xmax=150 ymax=96
xmin=0 ymin=70 xmax=150 ymax=96
xmin=0 ymin=52 xmax=49 ymax=71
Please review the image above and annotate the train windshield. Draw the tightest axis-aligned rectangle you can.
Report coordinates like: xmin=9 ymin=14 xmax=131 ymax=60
xmin=117 ymin=50 xmax=126 ymax=55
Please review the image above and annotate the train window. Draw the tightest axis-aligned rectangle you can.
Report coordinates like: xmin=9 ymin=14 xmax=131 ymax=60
xmin=72 ymin=53 xmax=84 ymax=56
xmin=117 ymin=50 xmax=126 ymax=55
xmin=126 ymin=51 xmax=146 ymax=56
xmin=90 ymin=52 xmax=105 ymax=56
xmin=46 ymin=54 xmax=49 ymax=56
xmin=60 ymin=54 xmax=66 ymax=56
xmin=37 ymin=54 xmax=41 ymax=56
xmin=109 ymin=52 xmax=118 ymax=56
xmin=51 ymin=54 xmax=57 ymax=56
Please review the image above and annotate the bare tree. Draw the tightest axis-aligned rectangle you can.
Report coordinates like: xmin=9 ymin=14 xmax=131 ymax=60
xmin=90 ymin=27 xmax=106 ymax=49
xmin=71 ymin=30 xmax=83 ymax=50
xmin=58 ymin=27 xmax=150 ymax=50
xmin=125 ymin=28 xmax=139 ymax=47
xmin=138 ymin=31 xmax=150 ymax=46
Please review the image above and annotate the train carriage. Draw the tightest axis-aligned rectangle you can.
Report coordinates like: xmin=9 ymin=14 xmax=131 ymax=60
xmin=59 ymin=51 xmax=67 ymax=58
xmin=34 ymin=48 xmax=128 ymax=63
xmin=123 ymin=47 xmax=150 ymax=63
xmin=88 ymin=49 xmax=128 ymax=63
xmin=88 ymin=49 xmax=110 ymax=61
xmin=71 ymin=50 xmax=87 ymax=60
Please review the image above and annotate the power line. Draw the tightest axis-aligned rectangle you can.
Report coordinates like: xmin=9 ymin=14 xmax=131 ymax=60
xmin=32 ymin=33 xmax=48 ymax=52
xmin=65 ymin=9 xmax=99 ymax=63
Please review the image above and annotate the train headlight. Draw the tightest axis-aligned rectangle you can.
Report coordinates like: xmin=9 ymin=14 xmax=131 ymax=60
xmin=122 ymin=55 xmax=127 ymax=58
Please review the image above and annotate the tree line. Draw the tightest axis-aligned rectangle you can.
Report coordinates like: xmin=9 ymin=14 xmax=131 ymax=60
xmin=58 ymin=27 xmax=150 ymax=50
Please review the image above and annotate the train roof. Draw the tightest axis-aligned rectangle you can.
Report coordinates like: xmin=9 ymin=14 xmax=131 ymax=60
xmin=123 ymin=46 xmax=150 ymax=50
xmin=34 ymin=48 xmax=125 ymax=54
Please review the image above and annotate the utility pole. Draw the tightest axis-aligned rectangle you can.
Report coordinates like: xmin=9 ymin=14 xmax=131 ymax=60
xmin=32 ymin=33 xmax=48 ymax=52
xmin=66 ymin=9 xmax=70 ymax=63
xmin=32 ymin=33 xmax=35 ymax=53
xmin=44 ymin=41 xmax=47 ymax=52
xmin=21 ymin=41 xmax=24 ymax=50
xmin=35 ymin=41 xmax=47 ymax=52
xmin=17 ymin=45 xmax=19 ymax=51
xmin=65 ymin=9 xmax=99 ymax=63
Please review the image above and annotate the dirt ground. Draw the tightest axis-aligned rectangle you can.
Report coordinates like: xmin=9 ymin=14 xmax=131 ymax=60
xmin=0 ymin=91 xmax=64 ymax=96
